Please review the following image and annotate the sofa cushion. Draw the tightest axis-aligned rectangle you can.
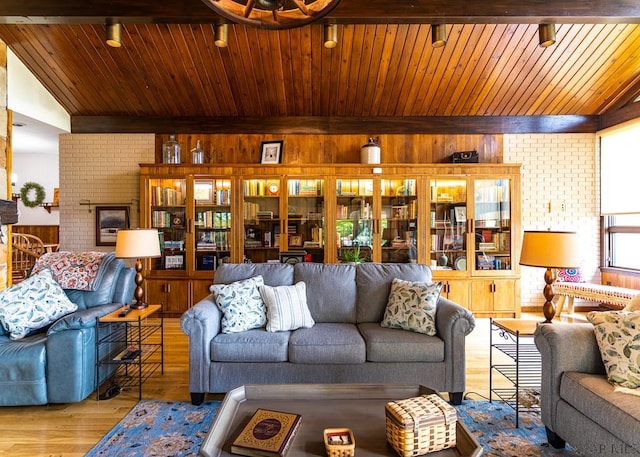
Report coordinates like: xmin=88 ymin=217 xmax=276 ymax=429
xmin=294 ymin=263 xmax=357 ymax=323
xmin=288 ymin=323 xmax=366 ymax=363
xmin=0 ymin=270 xmax=78 ymax=340
xmin=560 ymin=371 xmax=640 ymax=446
xmin=211 ymin=328 xmax=290 ymax=362
xmin=587 ymin=311 xmax=640 ymax=390
xmin=214 ymin=263 xmax=294 ymax=287
xmin=210 ymin=276 xmax=267 ymax=333
xmin=356 ymin=263 xmax=432 ymax=323
xmin=260 ymin=282 xmax=315 ymax=332
xmin=358 ymin=323 xmax=445 ymax=362
xmin=381 ymin=278 xmax=442 ymax=335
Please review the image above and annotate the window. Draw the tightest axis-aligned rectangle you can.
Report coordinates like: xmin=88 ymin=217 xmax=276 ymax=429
xmin=601 ymin=121 xmax=640 ymax=270
xmin=603 ymin=214 xmax=640 ymax=270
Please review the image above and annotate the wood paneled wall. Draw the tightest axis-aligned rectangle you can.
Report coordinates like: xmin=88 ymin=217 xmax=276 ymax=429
xmin=13 ymin=225 xmax=59 ymax=245
xmin=156 ymin=134 xmax=503 ymax=165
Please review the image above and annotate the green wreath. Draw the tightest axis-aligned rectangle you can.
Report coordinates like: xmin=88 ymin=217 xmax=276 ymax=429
xmin=20 ymin=182 xmax=46 ymax=208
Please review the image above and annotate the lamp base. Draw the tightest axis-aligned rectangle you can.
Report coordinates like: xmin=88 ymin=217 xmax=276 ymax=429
xmin=130 ymin=301 xmax=148 ymax=310
xmin=542 ymin=267 xmax=556 ymax=323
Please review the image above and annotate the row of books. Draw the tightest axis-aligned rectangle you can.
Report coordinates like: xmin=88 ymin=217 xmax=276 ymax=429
xmin=151 ymin=186 xmax=185 ymax=206
xmin=288 ymin=179 xmax=323 ymax=197
xmin=199 ymin=254 xmax=231 ymax=271
xmin=152 ymin=210 xmax=184 ymax=228
xmin=244 ymin=180 xmax=280 ymax=197
xmin=195 ymin=210 xmax=231 ymax=228
xmin=381 ymin=179 xmax=417 ymax=197
xmin=197 ymin=231 xmax=231 ymax=251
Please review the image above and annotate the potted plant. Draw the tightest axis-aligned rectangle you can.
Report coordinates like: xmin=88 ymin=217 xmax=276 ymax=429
xmin=341 ymin=245 xmax=366 ymax=263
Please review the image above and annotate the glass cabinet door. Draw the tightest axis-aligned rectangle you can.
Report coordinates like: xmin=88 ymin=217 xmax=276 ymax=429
xmin=381 ymin=178 xmax=418 ymax=263
xmin=193 ymin=178 xmax=232 ymax=271
xmin=287 ymin=179 xmax=325 ymax=262
xmin=336 ymin=178 xmax=374 ymax=262
xmin=148 ymin=178 xmax=187 ymax=272
xmin=429 ymin=179 xmax=468 ymax=271
xmin=474 ymin=179 xmax=512 ymax=272
xmin=243 ymin=178 xmax=282 ymax=263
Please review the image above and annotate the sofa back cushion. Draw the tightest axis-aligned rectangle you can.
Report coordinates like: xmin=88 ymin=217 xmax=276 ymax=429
xmin=356 ymin=263 xmax=432 ymax=323
xmin=294 ymin=263 xmax=357 ymax=323
xmin=63 ymin=257 xmax=128 ymax=310
xmin=213 ymin=263 xmax=294 ymax=287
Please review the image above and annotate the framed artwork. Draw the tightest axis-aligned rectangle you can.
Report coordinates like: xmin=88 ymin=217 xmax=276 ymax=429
xmin=194 ymin=181 xmax=213 ymax=203
xmin=454 ymin=206 xmax=467 ymax=223
xmin=96 ymin=206 xmax=130 ymax=246
xmin=260 ymin=141 xmax=283 ymax=164
xmin=289 ymin=234 xmax=303 ymax=247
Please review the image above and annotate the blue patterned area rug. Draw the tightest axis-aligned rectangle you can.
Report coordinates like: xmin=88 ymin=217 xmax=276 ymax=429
xmin=85 ymin=399 xmax=580 ymax=456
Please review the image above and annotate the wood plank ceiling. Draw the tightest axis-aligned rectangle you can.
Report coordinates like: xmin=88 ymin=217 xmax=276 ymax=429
xmin=0 ymin=1 xmax=640 ymax=133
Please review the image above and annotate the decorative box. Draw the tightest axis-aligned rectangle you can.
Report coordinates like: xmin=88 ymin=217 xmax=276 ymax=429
xmin=323 ymin=428 xmax=355 ymax=457
xmin=385 ymin=394 xmax=457 ymax=456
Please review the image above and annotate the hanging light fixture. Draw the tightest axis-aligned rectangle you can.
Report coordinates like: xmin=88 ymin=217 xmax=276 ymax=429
xmin=215 ymin=24 xmax=229 ymax=48
xmin=106 ymin=21 xmax=122 ymax=48
xmin=539 ymin=24 xmax=556 ymax=47
xmin=324 ymin=24 xmax=337 ymax=48
xmin=432 ymin=24 xmax=447 ymax=48
xmin=199 ymin=0 xmax=342 ymax=30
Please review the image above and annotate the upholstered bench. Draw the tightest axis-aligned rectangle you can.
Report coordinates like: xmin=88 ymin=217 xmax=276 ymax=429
xmin=554 ymin=282 xmax=639 ymax=317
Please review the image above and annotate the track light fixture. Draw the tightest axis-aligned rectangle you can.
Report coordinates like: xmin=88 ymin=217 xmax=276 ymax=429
xmin=106 ymin=22 xmax=122 ymax=48
xmin=539 ymin=24 xmax=556 ymax=47
xmin=215 ymin=24 xmax=229 ymax=48
xmin=431 ymin=24 xmax=447 ymax=48
xmin=324 ymin=24 xmax=338 ymax=49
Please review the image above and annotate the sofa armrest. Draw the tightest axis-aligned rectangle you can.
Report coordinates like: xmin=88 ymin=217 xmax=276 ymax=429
xmin=180 ymin=294 xmax=222 ymax=393
xmin=435 ymin=297 xmax=476 ymax=393
xmin=534 ymin=322 xmax=605 ymax=432
xmin=47 ymin=302 xmax=123 ymax=334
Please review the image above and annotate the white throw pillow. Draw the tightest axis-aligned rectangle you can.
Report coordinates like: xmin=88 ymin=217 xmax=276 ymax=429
xmin=259 ymin=282 xmax=314 ymax=332
xmin=0 ymin=269 xmax=78 ymax=340
xmin=587 ymin=310 xmax=640 ymax=392
xmin=381 ymin=278 xmax=443 ymax=336
xmin=210 ymin=276 xmax=267 ymax=333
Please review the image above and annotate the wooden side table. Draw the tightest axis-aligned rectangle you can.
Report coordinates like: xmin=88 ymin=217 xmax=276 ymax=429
xmin=95 ymin=304 xmax=164 ymax=400
xmin=489 ymin=318 xmax=541 ymax=427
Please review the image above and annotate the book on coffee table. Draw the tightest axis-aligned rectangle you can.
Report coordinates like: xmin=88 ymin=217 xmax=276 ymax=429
xmin=231 ymin=408 xmax=302 ymax=457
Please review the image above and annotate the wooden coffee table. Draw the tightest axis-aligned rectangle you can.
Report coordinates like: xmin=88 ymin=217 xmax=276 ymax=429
xmin=200 ymin=384 xmax=482 ymax=457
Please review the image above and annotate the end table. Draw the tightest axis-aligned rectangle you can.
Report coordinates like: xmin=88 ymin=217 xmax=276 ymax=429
xmin=95 ymin=304 xmax=164 ymax=400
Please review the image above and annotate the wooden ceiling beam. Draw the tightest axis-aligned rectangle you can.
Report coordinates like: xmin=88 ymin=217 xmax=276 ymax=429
xmin=71 ymin=115 xmax=601 ymax=134
xmin=1 ymin=0 xmax=639 ymax=25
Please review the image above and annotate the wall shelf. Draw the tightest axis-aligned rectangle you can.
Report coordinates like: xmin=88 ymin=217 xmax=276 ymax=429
xmin=41 ymin=203 xmax=59 ymax=213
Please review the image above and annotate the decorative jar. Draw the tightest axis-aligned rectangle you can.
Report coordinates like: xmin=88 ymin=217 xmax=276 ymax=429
xmin=361 ymin=137 xmax=381 ymax=164
xmin=162 ymin=134 xmax=181 ymax=164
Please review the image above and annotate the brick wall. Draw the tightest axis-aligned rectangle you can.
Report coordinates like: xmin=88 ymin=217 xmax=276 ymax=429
xmin=58 ymin=134 xmax=155 ymax=251
xmin=504 ymin=133 xmax=599 ymax=310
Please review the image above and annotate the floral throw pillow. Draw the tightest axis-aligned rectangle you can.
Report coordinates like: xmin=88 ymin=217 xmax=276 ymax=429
xmin=259 ymin=282 xmax=314 ymax=332
xmin=587 ymin=311 xmax=640 ymax=391
xmin=210 ymin=276 xmax=267 ymax=333
xmin=381 ymin=278 xmax=443 ymax=336
xmin=0 ymin=269 xmax=78 ymax=340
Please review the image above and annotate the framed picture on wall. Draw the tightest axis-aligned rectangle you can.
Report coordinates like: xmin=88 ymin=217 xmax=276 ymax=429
xmin=96 ymin=206 xmax=130 ymax=246
xmin=260 ymin=141 xmax=283 ymax=164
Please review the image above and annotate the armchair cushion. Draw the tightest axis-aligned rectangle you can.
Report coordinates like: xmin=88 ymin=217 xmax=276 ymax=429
xmin=0 ymin=270 xmax=77 ymax=340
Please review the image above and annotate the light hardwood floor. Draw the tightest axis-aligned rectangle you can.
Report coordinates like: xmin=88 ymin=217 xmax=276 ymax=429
xmin=0 ymin=313 xmax=561 ymax=456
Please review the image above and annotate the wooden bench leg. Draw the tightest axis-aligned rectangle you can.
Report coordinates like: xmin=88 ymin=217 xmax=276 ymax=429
xmin=567 ymin=296 xmax=575 ymax=314
xmin=554 ymin=294 xmax=567 ymax=318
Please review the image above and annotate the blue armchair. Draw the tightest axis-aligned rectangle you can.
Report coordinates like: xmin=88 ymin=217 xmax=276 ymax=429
xmin=0 ymin=253 xmax=135 ymax=406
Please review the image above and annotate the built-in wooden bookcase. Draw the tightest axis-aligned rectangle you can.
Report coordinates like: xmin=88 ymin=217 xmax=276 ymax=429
xmin=140 ymin=163 xmax=521 ymax=317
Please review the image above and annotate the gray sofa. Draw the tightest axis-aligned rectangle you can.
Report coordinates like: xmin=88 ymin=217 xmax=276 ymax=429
xmin=180 ymin=262 xmax=476 ymax=406
xmin=0 ymin=253 xmax=135 ymax=406
xmin=534 ymin=323 xmax=640 ymax=456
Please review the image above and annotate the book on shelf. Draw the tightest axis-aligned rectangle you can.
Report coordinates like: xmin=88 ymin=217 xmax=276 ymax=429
xmin=231 ymin=408 xmax=302 ymax=457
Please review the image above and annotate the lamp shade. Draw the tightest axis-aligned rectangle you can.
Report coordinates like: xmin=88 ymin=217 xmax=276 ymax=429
xmin=519 ymin=230 xmax=580 ymax=269
xmin=115 ymin=229 xmax=161 ymax=259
